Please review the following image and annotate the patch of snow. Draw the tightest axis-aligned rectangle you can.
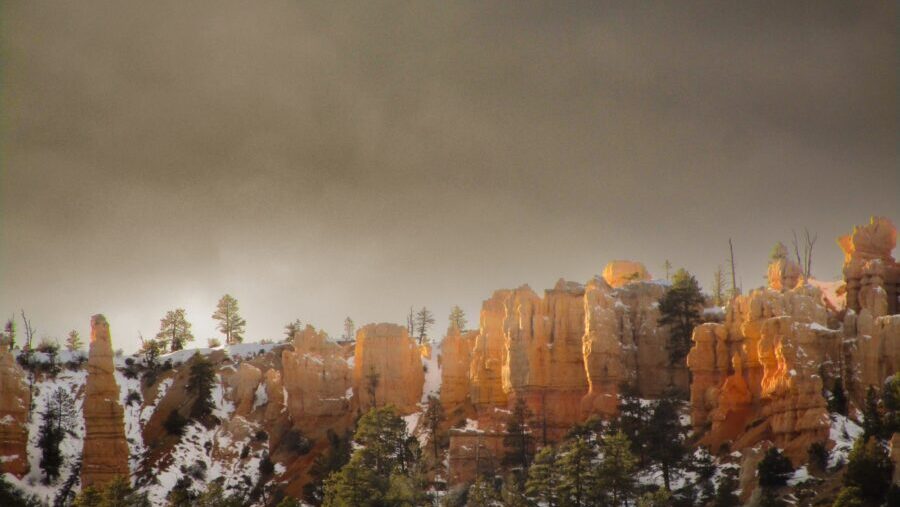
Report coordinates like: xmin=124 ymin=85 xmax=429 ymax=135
xmin=252 ymin=382 xmax=268 ymax=412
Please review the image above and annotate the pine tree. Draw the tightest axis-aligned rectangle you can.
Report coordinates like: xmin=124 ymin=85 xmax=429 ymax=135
xmin=38 ymin=388 xmax=76 ymax=484
xmin=638 ymin=488 xmax=672 ymax=507
xmin=303 ymin=430 xmax=352 ymax=504
xmin=422 ymin=395 xmax=446 ymax=459
xmin=448 ymin=305 xmax=467 ymax=331
xmin=658 ymin=268 xmax=704 ymax=366
xmin=556 ymin=436 xmax=600 ymax=507
xmin=828 ymin=377 xmax=849 ymax=415
xmin=691 ymin=447 xmax=718 ymax=504
xmin=414 ymin=307 xmax=435 ymax=345
xmin=186 ymin=353 xmax=216 ymax=419
xmin=882 ymin=373 xmax=900 ymax=435
xmin=467 ymin=475 xmax=500 ymax=507
xmin=156 ymin=308 xmax=194 ymax=352
xmin=343 ymin=317 xmax=355 ymax=341
xmin=841 ymin=436 xmax=894 ymax=504
xmin=663 ymin=260 xmax=672 ymax=282
xmin=0 ymin=473 xmax=40 ymax=506
xmin=616 ymin=383 xmax=650 ymax=465
xmin=711 ymin=266 xmax=725 ymax=307
xmin=596 ymin=431 xmax=637 ymax=506
xmin=757 ymin=448 xmax=793 ymax=490
xmin=502 ymin=398 xmax=535 ymax=471
xmin=525 ymin=446 xmax=560 ymax=507
xmin=64 ymin=330 xmax=82 ymax=352
xmin=646 ymin=390 xmax=689 ymax=490
xmin=283 ymin=319 xmax=302 ymax=342
xmin=212 ymin=294 xmax=246 ymax=345
xmin=713 ymin=469 xmax=741 ymax=507
xmin=861 ymin=385 xmax=883 ymax=440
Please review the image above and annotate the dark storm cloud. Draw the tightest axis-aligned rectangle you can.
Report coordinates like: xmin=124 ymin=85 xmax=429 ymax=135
xmin=1 ymin=1 xmax=896 ymax=350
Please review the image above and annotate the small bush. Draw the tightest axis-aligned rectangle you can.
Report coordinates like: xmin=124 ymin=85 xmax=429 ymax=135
xmin=164 ymin=410 xmax=189 ymax=436
xmin=757 ymin=448 xmax=793 ymax=489
xmin=807 ymin=442 xmax=828 ymax=473
xmin=240 ymin=445 xmax=250 ymax=460
xmin=255 ymin=430 xmax=268 ymax=442
xmin=125 ymin=390 xmax=142 ymax=407
xmin=281 ymin=429 xmax=313 ymax=456
xmin=259 ymin=453 xmax=275 ymax=477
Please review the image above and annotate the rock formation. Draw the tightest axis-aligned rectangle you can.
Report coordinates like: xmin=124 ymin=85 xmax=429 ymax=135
xmin=281 ymin=325 xmax=352 ymax=436
xmin=352 ymin=323 xmax=424 ymax=414
xmin=469 ymin=290 xmax=511 ymax=412
xmin=602 ymin=260 xmax=652 ymax=288
xmin=81 ymin=314 xmax=130 ymax=488
xmin=839 ymin=216 xmax=899 ymax=315
xmin=0 ymin=343 xmax=30 ymax=477
xmin=501 ymin=280 xmax=588 ymax=440
xmin=581 ymin=277 xmax=625 ymax=417
xmin=767 ymin=243 xmax=802 ymax=291
xmin=440 ymin=323 xmax=476 ymax=411
xmin=231 ymin=362 xmax=262 ymax=417
xmin=263 ymin=368 xmax=285 ymax=424
xmin=688 ymin=285 xmax=835 ymax=462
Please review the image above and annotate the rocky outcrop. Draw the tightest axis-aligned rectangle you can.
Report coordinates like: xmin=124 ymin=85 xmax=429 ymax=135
xmin=502 ymin=280 xmax=589 ymax=441
xmin=688 ymin=287 xmax=834 ymax=462
xmin=231 ymin=363 xmax=262 ymax=417
xmin=81 ymin=314 xmax=130 ymax=488
xmin=352 ymin=323 xmax=423 ymax=414
xmin=447 ymin=429 xmax=505 ymax=484
xmin=602 ymin=260 xmax=651 ymax=288
xmin=440 ymin=324 xmax=476 ymax=411
xmin=281 ymin=325 xmax=352 ymax=436
xmin=839 ymin=216 xmax=899 ymax=315
xmin=581 ymin=277 xmax=624 ymax=417
xmin=469 ymin=291 xmax=511 ymax=412
xmin=263 ymin=368 xmax=285 ymax=424
xmin=767 ymin=244 xmax=802 ymax=291
xmin=0 ymin=343 xmax=30 ymax=477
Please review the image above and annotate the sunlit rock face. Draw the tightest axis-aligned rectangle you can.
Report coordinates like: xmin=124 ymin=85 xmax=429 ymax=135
xmin=501 ymin=280 xmax=588 ymax=441
xmin=767 ymin=257 xmax=803 ymax=292
xmin=440 ymin=323 xmax=476 ymax=411
xmin=687 ymin=285 xmax=836 ymax=462
xmin=469 ymin=290 xmax=512 ymax=412
xmin=581 ymin=277 xmax=624 ymax=417
xmin=352 ymin=323 xmax=423 ymax=415
xmin=602 ymin=260 xmax=651 ymax=288
xmin=81 ymin=314 xmax=130 ymax=488
xmin=839 ymin=217 xmax=900 ymax=400
xmin=231 ymin=362 xmax=262 ymax=417
xmin=0 ymin=343 xmax=30 ymax=477
xmin=281 ymin=325 xmax=352 ymax=436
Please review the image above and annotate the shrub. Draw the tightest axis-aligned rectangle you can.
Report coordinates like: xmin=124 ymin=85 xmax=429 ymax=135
xmin=125 ymin=390 xmax=142 ymax=407
xmin=255 ymin=430 xmax=269 ymax=442
xmin=281 ymin=429 xmax=313 ymax=456
xmin=757 ymin=448 xmax=793 ymax=489
xmin=164 ymin=410 xmax=189 ymax=436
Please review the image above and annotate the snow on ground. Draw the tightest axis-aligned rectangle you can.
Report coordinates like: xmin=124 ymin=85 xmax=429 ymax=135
xmin=828 ymin=413 xmax=863 ymax=468
xmin=160 ymin=342 xmax=283 ymax=366
xmin=421 ymin=339 xmax=443 ymax=403
xmin=115 ymin=370 xmax=147 ymax=474
xmin=6 ymin=368 xmax=87 ymax=505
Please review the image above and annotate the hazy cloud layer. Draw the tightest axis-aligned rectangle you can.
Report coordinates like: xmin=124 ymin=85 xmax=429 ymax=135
xmin=2 ymin=1 xmax=897 ymax=351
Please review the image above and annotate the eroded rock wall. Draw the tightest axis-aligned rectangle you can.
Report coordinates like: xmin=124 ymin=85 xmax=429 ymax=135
xmin=352 ymin=323 xmax=424 ymax=415
xmin=0 ymin=343 xmax=30 ymax=477
xmin=81 ymin=314 xmax=130 ymax=488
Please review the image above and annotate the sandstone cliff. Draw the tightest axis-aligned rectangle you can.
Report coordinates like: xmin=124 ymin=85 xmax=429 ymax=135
xmin=352 ymin=323 xmax=424 ymax=415
xmin=0 ymin=343 xmax=30 ymax=477
xmin=281 ymin=325 xmax=352 ymax=437
xmin=440 ymin=323 xmax=476 ymax=412
xmin=81 ymin=314 xmax=130 ymax=488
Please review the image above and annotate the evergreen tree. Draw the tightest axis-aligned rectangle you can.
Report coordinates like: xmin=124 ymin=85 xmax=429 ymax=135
xmin=861 ymin=385 xmax=883 ymax=440
xmin=663 ymin=260 xmax=672 ymax=281
xmin=303 ymin=430 xmax=352 ymax=504
xmin=466 ymin=475 xmax=499 ymax=507
xmin=713 ymin=469 xmax=741 ymax=507
xmin=74 ymin=476 xmax=150 ymax=507
xmin=882 ymin=373 xmax=900 ymax=435
xmin=525 ymin=447 xmax=560 ymax=507
xmin=0 ymin=474 xmax=40 ymax=507
xmin=448 ymin=305 xmax=467 ymax=331
xmin=556 ymin=436 xmax=600 ymax=507
xmin=186 ymin=353 xmax=216 ymax=419
xmin=757 ymin=448 xmax=793 ymax=490
xmin=212 ymin=294 xmax=246 ymax=345
xmin=841 ymin=436 xmax=894 ymax=504
xmin=828 ymin=377 xmax=849 ymax=416
xmin=807 ymin=442 xmax=828 ymax=474
xmin=38 ymin=388 xmax=76 ymax=484
xmin=414 ymin=307 xmax=435 ymax=344
xmin=658 ymin=268 xmax=704 ymax=366
xmin=64 ymin=330 xmax=82 ymax=352
xmin=502 ymin=398 xmax=535 ymax=472
xmin=283 ymin=319 xmax=302 ymax=342
xmin=711 ymin=266 xmax=726 ymax=307
xmin=343 ymin=317 xmax=355 ymax=341
xmin=156 ymin=308 xmax=194 ymax=352
xmin=616 ymin=382 xmax=651 ymax=465
xmin=322 ymin=406 xmax=422 ymax=506
xmin=646 ymin=390 xmax=689 ymax=490
xmin=691 ymin=447 xmax=717 ymax=504
xmin=638 ymin=488 xmax=673 ymax=507
xmin=596 ymin=431 xmax=637 ymax=506
xmin=422 ymin=395 xmax=446 ymax=459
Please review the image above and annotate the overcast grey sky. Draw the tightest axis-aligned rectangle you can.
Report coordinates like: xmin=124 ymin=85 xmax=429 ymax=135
xmin=1 ymin=1 xmax=897 ymax=352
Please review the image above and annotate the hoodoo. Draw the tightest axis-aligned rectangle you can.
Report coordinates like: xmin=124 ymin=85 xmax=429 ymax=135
xmin=81 ymin=314 xmax=130 ymax=488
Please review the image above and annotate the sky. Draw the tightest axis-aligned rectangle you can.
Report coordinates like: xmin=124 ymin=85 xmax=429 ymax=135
xmin=1 ymin=1 xmax=897 ymax=352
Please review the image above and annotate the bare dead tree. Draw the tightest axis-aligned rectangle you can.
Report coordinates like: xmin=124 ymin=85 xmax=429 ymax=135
xmin=728 ymin=238 xmax=739 ymax=299
xmin=792 ymin=228 xmax=818 ymax=280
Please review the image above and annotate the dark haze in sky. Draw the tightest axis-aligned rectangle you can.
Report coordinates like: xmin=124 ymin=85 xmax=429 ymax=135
xmin=1 ymin=1 xmax=897 ymax=351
